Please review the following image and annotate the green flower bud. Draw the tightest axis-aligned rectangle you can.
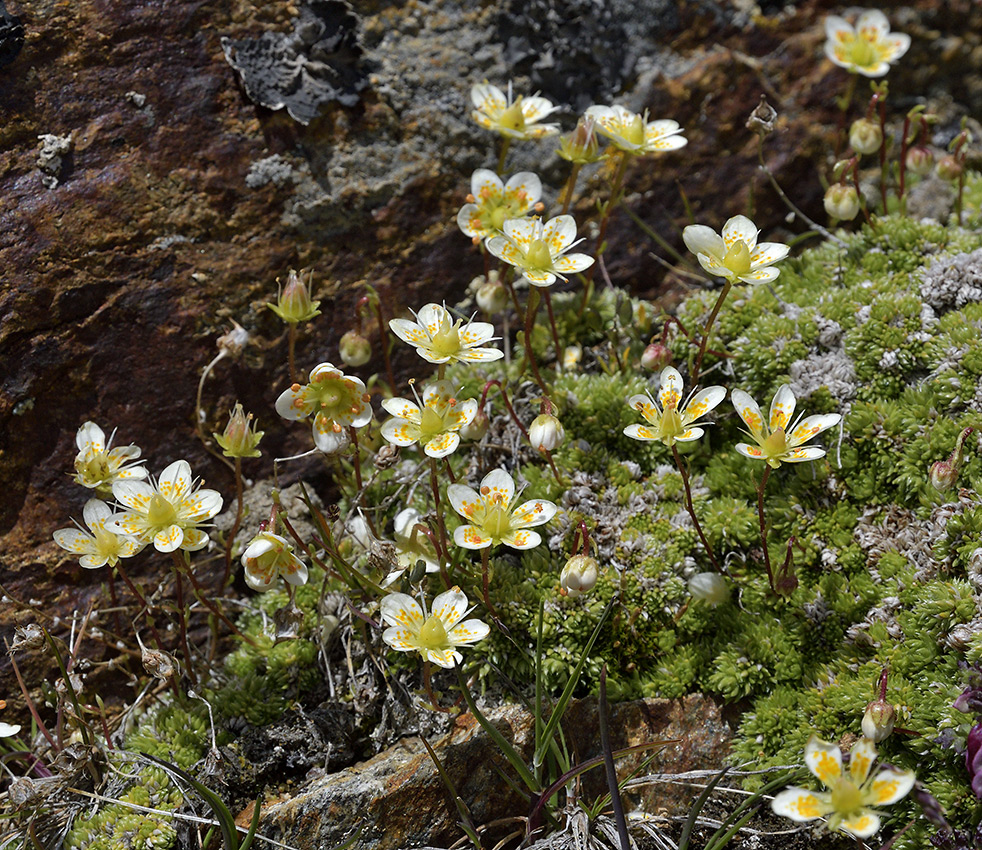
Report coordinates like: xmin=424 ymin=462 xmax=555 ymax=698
xmin=936 ymin=154 xmax=963 ymax=182
xmin=339 ymin=330 xmax=372 ymax=367
xmin=849 ymin=118 xmax=882 ymax=156
xmin=214 ymin=403 xmax=263 ymax=458
xmin=268 ymin=268 xmax=321 ymax=324
xmin=557 ymin=117 xmax=602 ymax=165
xmin=824 ymin=184 xmax=861 ymax=221
xmin=641 ymin=342 xmax=672 ymax=372
xmin=905 ymin=146 xmax=934 ymax=176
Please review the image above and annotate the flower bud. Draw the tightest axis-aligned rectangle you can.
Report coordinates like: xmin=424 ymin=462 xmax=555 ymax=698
xmin=269 ymin=268 xmax=322 ymax=324
xmin=849 ymin=118 xmax=882 ymax=155
xmin=930 ymin=459 xmax=959 ymax=492
xmin=936 ymin=154 xmax=963 ymax=182
xmin=557 ymin=117 xmax=602 ymax=165
xmin=460 ymin=408 xmax=489 ymax=441
xmin=861 ymin=698 xmax=896 ymax=742
xmin=560 ymin=555 xmax=599 ymax=598
xmin=641 ymin=342 xmax=672 ymax=371
xmin=214 ymin=403 xmax=263 ymax=458
xmin=476 ymin=278 xmax=509 ymax=315
xmin=563 ymin=344 xmax=582 ymax=371
xmin=339 ymin=330 xmax=372 ymax=367
xmin=824 ymin=184 xmax=861 ymax=221
xmin=905 ymin=146 xmax=935 ymax=176
xmin=687 ymin=572 xmax=730 ymax=606
xmin=529 ymin=413 xmax=565 ymax=452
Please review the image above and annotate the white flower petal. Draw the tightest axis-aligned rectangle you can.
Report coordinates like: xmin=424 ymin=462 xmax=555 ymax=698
xmin=76 ymin=421 xmax=106 ymax=453
xmin=480 ymin=468 xmax=515 ymax=507
xmin=805 ymin=735 xmax=842 ymax=785
xmin=380 ymin=592 xmax=424 ymax=629
xmin=82 ymin=499 xmax=113 ymax=530
xmin=771 ymin=787 xmax=833 ymax=822
xmin=511 ymin=499 xmax=558 ymax=529
xmin=855 ymin=9 xmax=889 ymax=38
xmin=431 ymin=587 xmax=469 ymax=628
xmin=682 ymin=225 xmax=725 ymax=261
xmin=721 ymin=215 xmax=759 ymax=251
xmin=768 ymin=385 xmax=797 ymax=431
xmin=731 ymin=389 xmax=765 ymax=441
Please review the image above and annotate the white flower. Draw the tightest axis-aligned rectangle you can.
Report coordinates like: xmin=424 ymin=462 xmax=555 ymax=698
xmin=380 ymin=586 xmax=490 ymax=668
xmin=380 ymin=380 xmax=478 ymax=459
xmin=381 ymin=507 xmax=441 ymax=586
xmin=389 ymin=303 xmax=503 ymax=365
xmin=683 ymin=215 xmax=790 ymax=284
xmin=687 ymin=572 xmax=730 ymax=606
xmin=457 ymin=169 xmax=542 ymax=241
xmin=528 ymin=413 xmax=565 ymax=452
xmin=623 ymin=366 xmax=726 ymax=447
xmin=241 ymin=531 xmax=307 ymax=591
xmin=485 ymin=215 xmax=593 ymax=287
xmin=772 ymin=735 xmax=915 ymax=838
xmin=448 ymin=468 xmax=557 ymax=550
xmin=824 ymin=10 xmax=910 ymax=78
xmin=72 ymin=421 xmax=147 ymax=494
xmin=471 ymin=82 xmax=560 ymax=140
xmin=732 ymin=385 xmax=841 ymax=469
xmin=53 ymin=499 xmax=144 ymax=568
xmin=583 ymin=105 xmax=687 ymax=154
xmin=107 ymin=461 xmax=223 ymax=553
xmin=275 ymin=362 xmax=373 ymax=454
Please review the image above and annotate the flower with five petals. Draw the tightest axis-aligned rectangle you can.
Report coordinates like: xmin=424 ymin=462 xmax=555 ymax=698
xmin=485 ymin=215 xmax=593 ymax=287
xmin=107 ymin=461 xmax=223 ymax=553
xmin=771 ymin=735 xmax=915 ymax=838
xmin=683 ymin=215 xmax=789 ymax=284
xmin=241 ymin=531 xmax=308 ymax=591
xmin=448 ymin=468 xmax=557 ymax=550
xmin=275 ymin=362 xmax=373 ymax=454
xmin=824 ymin=10 xmax=910 ymax=78
xmin=623 ymin=366 xmax=726 ymax=448
xmin=471 ymin=82 xmax=560 ymax=140
xmin=732 ymin=385 xmax=841 ymax=469
xmin=457 ymin=169 xmax=542 ymax=242
xmin=380 ymin=380 xmax=478 ymax=458
xmin=389 ymin=303 xmax=503 ymax=365
xmin=73 ymin=421 xmax=147 ymax=495
xmin=583 ymin=105 xmax=687 ymax=155
xmin=53 ymin=499 xmax=145 ymax=568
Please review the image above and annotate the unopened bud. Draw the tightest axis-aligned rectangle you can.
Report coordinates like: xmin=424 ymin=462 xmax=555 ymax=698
xmin=861 ymin=698 xmax=896 ymax=742
xmin=641 ymin=342 xmax=672 ymax=371
xmin=476 ymin=278 xmax=509 ymax=315
xmin=849 ymin=118 xmax=883 ymax=155
xmin=339 ymin=330 xmax=372 ymax=367
xmin=269 ymin=268 xmax=322 ymax=324
xmin=687 ymin=572 xmax=730 ymax=606
xmin=905 ymin=146 xmax=935 ymax=176
xmin=460 ymin=408 xmax=489 ymax=441
xmin=557 ymin=117 xmax=602 ymax=164
xmin=560 ymin=555 xmax=599 ymax=598
xmin=746 ymin=95 xmax=777 ymax=137
xmin=529 ymin=413 xmax=565 ymax=452
xmin=824 ymin=184 xmax=861 ymax=221
xmin=936 ymin=154 xmax=963 ymax=182
xmin=930 ymin=459 xmax=959 ymax=492
xmin=214 ymin=403 xmax=263 ymax=458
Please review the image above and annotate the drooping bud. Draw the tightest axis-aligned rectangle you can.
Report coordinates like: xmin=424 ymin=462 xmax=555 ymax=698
xmin=214 ymin=403 xmax=263 ymax=458
xmin=849 ymin=118 xmax=883 ymax=156
xmin=824 ymin=184 xmax=861 ymax=221
xmin=460 ymin=408 xmax=489 ymax=441
xmin=558 ymin=117 xmax=602 ymax=164
xmin=529 ymin=412 xmax=565 ymax=452
xmin=217 ymin=320 xmax=251 ymax=359
xmin=641 ymin=342 xmax=672 ymax=372
xmin=936 ymin=154 xmax=964 ymax=182
xmin=687 ymin=572 xmax=730 ymax=606
xmin=560 ymin=554 xmax=599 ymax=598
xmin=476 ymin=275 xmax=509 ymax=315
xmin=905 ymin=146 xmax=935 ymax=176
xmin=339 ymin=330 xmax=372 ymax=367
xmin=861 ymin=698 xmax=896 ymax=742
xmin=268 ymin=268 xmax=322 ymax=324
xmin=930 ymin=426 xmax=974 ymax=492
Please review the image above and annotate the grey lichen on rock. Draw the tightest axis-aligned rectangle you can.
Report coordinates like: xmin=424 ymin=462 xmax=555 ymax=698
xmin=36 ymin=132 xmax=73 ymax=189
xmin=222 ymin=0 xmax=370 ymax=125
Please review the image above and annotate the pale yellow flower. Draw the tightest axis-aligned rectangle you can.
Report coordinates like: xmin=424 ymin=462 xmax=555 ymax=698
xmin=623 ymin=366 xmax=725 ymax=447
xmin=380 ymin=380 xmax=478 ymax=458
xmin=53 ymin=499 xmax=144 ymax=568
xmin=772 ymin=735 xmax=915 ymax=838
xmin=241 ymin=531 xmax=307 ymax=591
xmin=485 ymin=215 xmax=593 ymax=287
xmin=457 ymin=169 xmax=541 ymax=241
xmin=389 ymin=303 xmax=503 ymax=365
xmin=824 ymin=10 xmax=910 ymax=78
xmin=682 ymin=215 xmax=789 ymax=284
xmin=380 ymin=587 xmax=489 ymax=668
xmin=448 ymin=469 xmax=557 ymax=550
xmin=73 ymin=421 xmax=147 ymax=495
xmin=583 ymin=105 xmax=687 ymax=155
xmin=470 ymin=82 xmax=559 ymax=140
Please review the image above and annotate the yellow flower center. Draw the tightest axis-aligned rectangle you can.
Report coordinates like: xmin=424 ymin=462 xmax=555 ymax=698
xmin=658 ymin=405 xmax=684 ymax=443
xmin=525 ymin=238 xmax=554 ymax=271
xmin=431 ymin=317 xmax=462 ymax=357
xmin=830 ymin=778 xmax=863 ymax=815
xmin=481 ymin=493 xmax=512 ymax=539
xmin=722 ymin=240 xmax=752 ymax=277
xmin=490 ymin=205 xmax=508 ymax=231
xmin=623 ymin=114 xmax=645 ymax=147
xmin=417 ymin=615 xmax=449 ymax=650
xmin=312 ymin=374 xmax=359 ymax=420
xmin=848 ymin=38 xmax=877 ymax=68
xmin=498 ymin=98 xmax=526 ymax=132
xmin=762 ymin=427 xmax=788 ymax=461
xmin=77 ymin=453 xmax=111 ymax=485
xmin=418 ymin=406 xmax=445 ymax=440
xmin=147 ymin=493 xmax=177 ymax=527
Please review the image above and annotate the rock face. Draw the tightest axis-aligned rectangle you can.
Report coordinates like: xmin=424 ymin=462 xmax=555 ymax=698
xmin=0 ymin=0 xmax=979 ymax=722
xmin=253 ymin=695 xmax=729 ymax=850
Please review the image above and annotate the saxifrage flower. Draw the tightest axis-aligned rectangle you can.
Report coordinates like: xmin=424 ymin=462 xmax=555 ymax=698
xmin=485 ymin=215 xmax=593 ymax=287
xmin=457 ymin=169 xmax=541 ymax=241
xmin=380 ymin=586 xmax=489 ymax=668
xmin=389 ymin=303 xmax=503 ymax=365
xmin=623 ymin=366 xmax=726 ymax=447
xmin=73 ymin=421 xmax=147 ymax=495
xmin=53 ymin=499 xmax=145 ymax=568
xmin=241 ymin=531 xmax=308 ymax=591
xmin=771 ymin=735 xmax=915 ymax=838
xmin=448 ymin=468 xmax=557 ymax=550
xmin=108 ymin=461 xmax=223 ymax=553
xmin=824 ymin=10 xmax=910 ymax=78
xmin=683 ymin=215 xmax=789 ymax=284
xmin=470 ymin=82 xmax=560 ymax=140
xmin=276 ymin=362 xmax=373 ymax=454
xmin=584 ymin=105 xmax=687 ymax=155
xmin=732 ymin=385 xmax=841 ymax=468
xmin=380 ymin=380 xmax=478 ymax=458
